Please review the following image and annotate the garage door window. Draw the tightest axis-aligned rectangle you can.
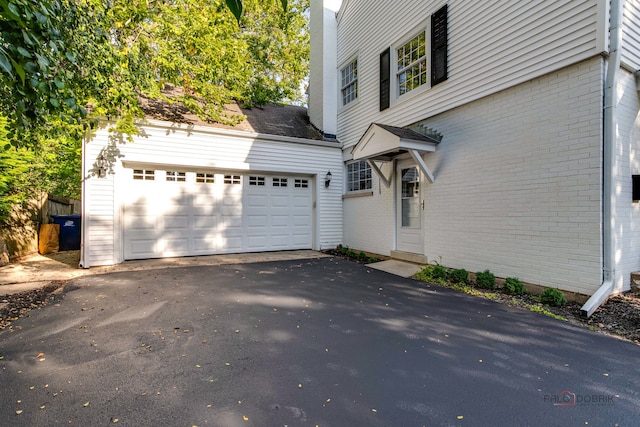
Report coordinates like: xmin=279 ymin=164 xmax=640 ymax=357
xmin=295 ymin=179 xmax=309 ymax=188
xmin=133 ymin=169 xmax=155 ymax=180
xmin=196 ymin=173 xmax=215 ymax=183
xmin=249 ymin=176 xmax=266 ymax=186
xmin=166 ymin=171 xmax=186 ymax=182
xmin=273 ymin=178 xmax=288 ymax=187
xmin=224 ymin=175 xmax=241 ymax=184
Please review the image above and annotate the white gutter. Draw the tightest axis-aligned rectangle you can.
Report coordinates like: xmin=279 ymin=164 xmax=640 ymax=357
xmin=581 ymin=0 xmax=624 ymax=317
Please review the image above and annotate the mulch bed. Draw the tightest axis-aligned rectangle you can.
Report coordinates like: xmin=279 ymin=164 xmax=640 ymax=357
xmin=0 ymin=280 xmax=67 ymax=330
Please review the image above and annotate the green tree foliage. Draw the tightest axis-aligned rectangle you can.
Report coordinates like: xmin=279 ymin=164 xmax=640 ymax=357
xmin=1 ymin=0 xmax=307 ymax=224
xmin=0 ymin=116 xmax=81 ymax=223
xmin=0 ymin=0 xmax=308 ymax=147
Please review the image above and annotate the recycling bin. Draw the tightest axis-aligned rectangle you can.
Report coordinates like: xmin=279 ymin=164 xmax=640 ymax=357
xmin=51 ymin=214 xmax=82 ymax=251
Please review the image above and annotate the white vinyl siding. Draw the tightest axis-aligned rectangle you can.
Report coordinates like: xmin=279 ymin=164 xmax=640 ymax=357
xmin=82 ymin=121 xmax=343 ymax=267
xmin=336 ymin=0 xmax=601 ymax=149
xmin=621 ymin=0 xmax=640 ymax=69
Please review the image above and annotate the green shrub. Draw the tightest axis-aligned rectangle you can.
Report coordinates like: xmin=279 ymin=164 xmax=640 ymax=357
xmin=503 ymin=277 xmax=524 ymax=295
xmin=448 ymin=268 xmax=468 ymax=284
xmin=540 ymin=288 xmax=567 ymax=306
xmin=358 ymin=251 xmax=368 ymax=261
xmin=339 ymin=245 xmax=348 ymax=255
xmin=431 ymin=264 xmax=448 ymax=280
xmin=415 ymin=265 xmax=445 ymax=283
xmin=347 ymin=250 xmax=357 ymax=258
xmin=475 ymin=270 xmax=496 ymax=289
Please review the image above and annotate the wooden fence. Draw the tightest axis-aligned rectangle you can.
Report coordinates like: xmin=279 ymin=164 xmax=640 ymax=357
xmin=0 ymin=193 xmax=80 ymax=264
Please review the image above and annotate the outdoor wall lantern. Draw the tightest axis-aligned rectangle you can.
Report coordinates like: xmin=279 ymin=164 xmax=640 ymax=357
xmin=96 ymin=153 xmax=107 ymax=178
xmin=325 ymin=170 xmax=332 ymax=188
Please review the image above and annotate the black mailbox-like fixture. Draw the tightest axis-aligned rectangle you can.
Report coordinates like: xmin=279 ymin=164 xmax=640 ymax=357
xmin=633 ymin=175 xmax=640 ymax=202
xmin=325 ymin=170 xmax=332 ymax=188
xmin=97 ymin=153 xmax=107 ymax=178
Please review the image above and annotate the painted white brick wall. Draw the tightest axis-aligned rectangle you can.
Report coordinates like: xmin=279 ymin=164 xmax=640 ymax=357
xmin=614 ymin=68 xmax=640 ymax=293
xmin=344 ymin=58 xmax=605 ymax=296
xmin=343 ymin=164 xmax=395 ymax=255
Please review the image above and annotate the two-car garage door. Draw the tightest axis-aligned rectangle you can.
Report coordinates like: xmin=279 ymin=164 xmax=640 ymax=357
xmin=123 ymin=168 xmax=313 ymax=260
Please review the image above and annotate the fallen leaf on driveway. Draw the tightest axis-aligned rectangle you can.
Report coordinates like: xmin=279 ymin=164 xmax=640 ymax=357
xmin=37 ymin=352 xmax=44 ymax=358
xmin=83 ymin=402 xmax=90 ymax=407
xmin=242 ymin=415 xmax=249 ymax=421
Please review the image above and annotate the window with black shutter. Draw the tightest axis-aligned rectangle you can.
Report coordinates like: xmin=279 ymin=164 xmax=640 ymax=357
xmin=431 ymin=4 xmax=448 ymax=86
xmin=380 ymin=48 xmax=390 ymax=111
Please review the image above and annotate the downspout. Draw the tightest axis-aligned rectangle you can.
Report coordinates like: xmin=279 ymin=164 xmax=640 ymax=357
xmin=581 ymin=0 xmax=624 ymax=317
xmin=79 ymin=132 xmax=88 ymax=269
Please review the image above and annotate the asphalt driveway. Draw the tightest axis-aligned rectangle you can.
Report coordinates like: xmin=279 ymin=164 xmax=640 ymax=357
xmin=0 ymin=257 xmax=638 ymax=426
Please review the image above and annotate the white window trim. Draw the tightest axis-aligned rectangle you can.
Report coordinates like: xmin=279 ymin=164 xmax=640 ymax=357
xmin=338 ymin=54 xmax=360 ymax=112
xmin=392 ymin=20 xmax=431 ymax=104
xmin=346 ymin=160 xmax=372 ymax=193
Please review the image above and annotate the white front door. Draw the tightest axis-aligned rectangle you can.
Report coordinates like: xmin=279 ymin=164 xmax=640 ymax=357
xmin=396 ymin=163 xmax=424 ymax=254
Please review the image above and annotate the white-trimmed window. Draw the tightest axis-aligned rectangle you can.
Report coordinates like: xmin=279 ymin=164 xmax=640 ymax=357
xmin=133 ymin=169 xmax=155 ymax=181
xmin=347 ymin=160 xmax=372 ymax=192
xmin=166 ymin=171 xmax=186 ymax=182
xmin=224 ymin=175 xmax=241 ymax=185
xmin=380 ymin=5 xmax=447 ymax=110
xmin=397 ymin=31 xmax=427 ymax=96
xmin=249 ymin=176 xmax=266 ymax=186
xmin=340 ymin=58 xmax=358 ymax=106
xmin=273 ymin=177 xmax=288 ymax=187
xmin=294 ymin=179 xmax=309 ymax=188
xmin=196 ymin=172 xmax=215 ymax=183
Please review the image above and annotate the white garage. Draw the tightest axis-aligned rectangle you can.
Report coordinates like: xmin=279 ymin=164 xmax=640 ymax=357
xmin=123 ymin=168 xmax=313 ymax=260
xmin=80 ymin=104 xmax=343 ymax=268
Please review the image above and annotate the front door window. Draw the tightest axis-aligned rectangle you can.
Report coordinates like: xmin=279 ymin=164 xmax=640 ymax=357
xmin=401 ymin=167 xmax=420 ymax=227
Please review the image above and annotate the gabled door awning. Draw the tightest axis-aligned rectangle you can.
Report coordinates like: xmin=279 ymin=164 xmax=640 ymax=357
xmin=351 ymin=123 xmax=441 ymax=186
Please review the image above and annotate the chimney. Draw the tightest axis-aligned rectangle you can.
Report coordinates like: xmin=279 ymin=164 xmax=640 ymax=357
xmin=309 ymin=0 xmax=341 ymax=139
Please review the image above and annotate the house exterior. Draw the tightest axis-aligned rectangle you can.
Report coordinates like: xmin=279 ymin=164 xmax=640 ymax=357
xmin=308 ymin=0 xmax=640 ymax=314
xmin=80 ymin=103 xmax=343 ymax=268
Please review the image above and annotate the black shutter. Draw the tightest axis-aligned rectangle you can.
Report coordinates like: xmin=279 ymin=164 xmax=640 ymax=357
xmin=431 ymin=4 xmax=448 ymax=86
xmin=380 ymin=47 xmax=390 ymax=111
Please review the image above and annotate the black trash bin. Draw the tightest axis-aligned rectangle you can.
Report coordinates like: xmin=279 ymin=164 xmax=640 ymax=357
xmin=51 ymin=214 xmax=82 ymax=251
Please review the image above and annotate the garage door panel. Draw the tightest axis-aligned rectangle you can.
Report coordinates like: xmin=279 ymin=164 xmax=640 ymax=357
xmin=221 ymin=215 xmax=243 ymax=229
xmin=247 ymin=235 xmax=268 ymax=249
xmin=124 ymin=170 xmax=312 ymax=260
xmin=194 ymin=236 xmax=219 ymax=252
xmin=271 ymin=195 xmax=289 ymax=207
xmin=129 ymin=240 xmax=157 ymax=257
xmin=222 ymin=236 xmax=244 ymax=251
xmin=271 ymin=215 xmax=289 ymax=227
xmin=161 ymin=237 xmax=189 ymax=254
xmin=164 ymin=215 xmax=188 ymax=230
xmin=194 ymin=215 xmax=217 ymax=229
xmin=128 ymin=216 xmax=157 ymax=230
xmin=246 ymin=194 xmax=268 ymax=206
xmin=247 ymin=215 xmax=268 ymax=227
